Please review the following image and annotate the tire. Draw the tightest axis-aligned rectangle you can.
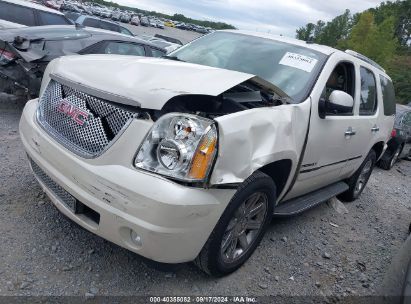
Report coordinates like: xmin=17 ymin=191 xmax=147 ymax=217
xmin=338 ymin=150 xmax=376 ymax=202
xmin=194 ymin=171 xmax=276 ymax=276
xmin=405 ymin=148 xmax=411 ymax=161
xmin=377 ymin=144 xmax=402 ymax=170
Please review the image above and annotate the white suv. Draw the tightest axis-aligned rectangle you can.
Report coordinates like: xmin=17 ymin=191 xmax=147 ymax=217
xmin=19 ymin=30 xmax=395 ymax=276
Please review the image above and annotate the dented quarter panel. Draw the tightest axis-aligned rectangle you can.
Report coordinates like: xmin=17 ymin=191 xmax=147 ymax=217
xmin=211 ymin=99 xmax=311 ymax=201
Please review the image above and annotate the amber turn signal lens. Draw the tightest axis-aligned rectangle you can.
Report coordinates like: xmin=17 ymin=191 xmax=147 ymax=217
xmin=189 ymin=127 xmax=217 ymax=180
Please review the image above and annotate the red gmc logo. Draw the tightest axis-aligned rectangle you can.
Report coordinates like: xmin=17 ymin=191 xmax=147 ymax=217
xmin=57 ymin=99 xmax=90 ymax=127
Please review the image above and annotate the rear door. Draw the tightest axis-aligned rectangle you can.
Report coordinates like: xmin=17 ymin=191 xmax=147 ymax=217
xmin=338 ymin=65 xmax=380 ymax=177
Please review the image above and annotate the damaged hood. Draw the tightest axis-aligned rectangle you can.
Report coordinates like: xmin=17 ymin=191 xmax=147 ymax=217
xmin=50 ymin=55 xmax=287 ymax=110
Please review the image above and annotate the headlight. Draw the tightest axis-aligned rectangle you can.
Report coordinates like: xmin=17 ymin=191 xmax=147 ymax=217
xmin=135 ymin=113 xmax=217 ymax=182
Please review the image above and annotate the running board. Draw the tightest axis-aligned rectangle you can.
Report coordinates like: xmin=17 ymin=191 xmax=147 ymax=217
xmin=273 ymin=182 xmax=349 ymax=217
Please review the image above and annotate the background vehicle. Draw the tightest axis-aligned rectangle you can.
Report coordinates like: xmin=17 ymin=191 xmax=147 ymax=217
xmin=120 ymin=13 xmax=131 ymax=23
xmin=110 ymin=11 xmax=121 ymax=21
xmin=42 ymin=0 xmax=60 ymax=10
xmin=0 ymin=0 xmax=72 ymax=29
xmin=0 ymin=25 xmax=166 ymax=98
xmin=72 ymin=15 xmax=133 ymax=36
xmin=140 ymin=16 xmax=149 ymax=26
xmin=164 ymin=21 xmax=175 ymax=27
xmin=130 ymin=16 xmax=140 ymax=26
xmin=379 ymin=222 xmax=411 ymax=304
xmin=155 ymin=21 xmax=164 ymax=29
xmin=378 ymin=104 xmax=411 ymax=169
xmin=60 ymin=2 xmax=83 ymax=13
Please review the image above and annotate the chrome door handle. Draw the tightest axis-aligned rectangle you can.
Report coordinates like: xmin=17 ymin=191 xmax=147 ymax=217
xmin=371 ymin=126 xmax=380 ymax=132
xmin=345 ymin=127 xmax=356 ymax=136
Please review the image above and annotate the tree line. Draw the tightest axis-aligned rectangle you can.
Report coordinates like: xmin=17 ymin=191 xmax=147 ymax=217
xmin=89 ymin=0 xmax=236 ymax=30
xmin=296 ymin=0 xmax=410 ymax=104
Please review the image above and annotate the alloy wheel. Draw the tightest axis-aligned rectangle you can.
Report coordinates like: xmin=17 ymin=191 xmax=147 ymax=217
xmin=354 ymin=159 xmax=373 ymax=197
xmin=220 ymin=192 xmax=268 ymax=263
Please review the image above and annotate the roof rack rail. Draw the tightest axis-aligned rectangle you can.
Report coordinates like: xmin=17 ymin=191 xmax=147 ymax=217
xmin=345 ymin=50 xmax=385 ymax=72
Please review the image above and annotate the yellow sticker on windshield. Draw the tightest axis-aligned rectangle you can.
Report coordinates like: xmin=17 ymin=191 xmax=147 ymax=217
xmin=279 ymin=52 xmax=318 ymax=73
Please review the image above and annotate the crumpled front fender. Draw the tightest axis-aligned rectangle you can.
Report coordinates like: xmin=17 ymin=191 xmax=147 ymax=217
xmin=210 ymin=99 xmax=311 ymax=196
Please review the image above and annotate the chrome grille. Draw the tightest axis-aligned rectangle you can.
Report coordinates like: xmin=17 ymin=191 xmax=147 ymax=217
xmin=29 ymin=158 xmax=77 ymax=211
xmin=37 ymin=80 xmax=137 ymax=158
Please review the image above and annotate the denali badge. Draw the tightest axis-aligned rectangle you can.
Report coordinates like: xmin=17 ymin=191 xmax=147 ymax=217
xmin=57 ymin=99 xmax=90 ymax=127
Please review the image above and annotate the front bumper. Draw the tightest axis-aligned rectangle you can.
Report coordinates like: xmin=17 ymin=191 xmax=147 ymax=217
xmin=19 ymin=98 xmax=236 ymax=263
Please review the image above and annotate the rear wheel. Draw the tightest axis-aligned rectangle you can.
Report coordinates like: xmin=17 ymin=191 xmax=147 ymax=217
xmin=194 ymin=171 xmax=275 ymax=276
xmin=338 ymin=150 xmax=376 ymax=202
xmin=378 ymin=144 xmax=402 ymax=170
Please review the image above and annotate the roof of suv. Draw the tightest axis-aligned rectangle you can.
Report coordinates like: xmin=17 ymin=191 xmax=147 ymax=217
xmin=1 ymin=0 xmax=65 ymax=14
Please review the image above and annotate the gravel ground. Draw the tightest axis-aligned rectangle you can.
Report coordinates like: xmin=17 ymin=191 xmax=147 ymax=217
xmin=0 ymin=95 xmax=410 ymax=300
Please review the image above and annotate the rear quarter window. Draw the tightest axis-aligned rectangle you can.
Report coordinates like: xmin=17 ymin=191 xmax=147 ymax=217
xmin=379 ymin=75 xmax=396 ymax=116
xmin=0 ymin=1 xmax=36 ymax=26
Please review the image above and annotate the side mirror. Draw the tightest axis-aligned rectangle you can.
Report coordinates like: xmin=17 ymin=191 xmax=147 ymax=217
xmin=319 ymin=90 xmax=354 ymax=119
xmin=329 ymin=90 xmax=354 ymax=109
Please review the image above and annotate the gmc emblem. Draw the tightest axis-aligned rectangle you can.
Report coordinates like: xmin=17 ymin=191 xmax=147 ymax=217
xmin=57 ymin=99 xmax=90 ymax=127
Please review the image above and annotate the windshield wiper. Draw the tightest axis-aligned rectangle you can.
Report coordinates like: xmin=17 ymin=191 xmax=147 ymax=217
xmin=162 ymin=55 xmax=185 ymax=62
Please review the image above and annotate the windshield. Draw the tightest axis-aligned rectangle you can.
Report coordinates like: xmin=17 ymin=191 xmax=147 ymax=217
xmin=170 ymin=31 xmax=328 ymax=102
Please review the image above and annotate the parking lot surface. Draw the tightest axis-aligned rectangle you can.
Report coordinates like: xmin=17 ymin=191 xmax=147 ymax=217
xmin=0 ymin=95 xmax=410 ymax=298
xmin=123 ymin=23 xmax=203 ymax=44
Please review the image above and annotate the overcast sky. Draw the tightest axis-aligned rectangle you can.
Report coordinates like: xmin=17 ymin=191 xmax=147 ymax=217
xmin=114 ymin=0 xmax=384 ymax=37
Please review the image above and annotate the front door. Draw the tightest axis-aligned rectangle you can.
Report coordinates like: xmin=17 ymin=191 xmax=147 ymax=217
xmin=285 ymin=54 xmax=378 ymax=200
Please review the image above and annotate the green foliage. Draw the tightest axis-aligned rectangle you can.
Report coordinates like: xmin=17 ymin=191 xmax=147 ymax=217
xmin=387 ymin=55 xmax=411 ymax=104
xmin=87 ymin=0 xmax=235 ymax=30
xmin=295 ymin=0 xmax=410 ymax=104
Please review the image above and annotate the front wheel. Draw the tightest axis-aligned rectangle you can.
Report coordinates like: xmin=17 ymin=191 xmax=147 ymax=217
xmin=338 ymin=150 xmax=376 ymax=202
xmin=194 ymin=171 xmax=275 ymax=276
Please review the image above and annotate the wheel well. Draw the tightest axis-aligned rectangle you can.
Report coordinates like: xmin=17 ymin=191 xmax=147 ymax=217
xmin=371 ymin=141 xmax=385 ymax=159
xmin=258 ymin=160 xmax=292 ymax=197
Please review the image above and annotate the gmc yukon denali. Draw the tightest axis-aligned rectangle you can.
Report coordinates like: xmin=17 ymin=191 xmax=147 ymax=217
xmin=19 ymin=30 xmax=396 ymax=276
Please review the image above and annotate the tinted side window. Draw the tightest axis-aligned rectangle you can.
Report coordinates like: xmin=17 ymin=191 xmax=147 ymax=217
xmin=83 ymin=18 xmax=119 ymax=32
xmin=103 ymin=42 xmax=145 ymax=56
xmin=119 ymin=26 xmax=133 ymax=36
xmin=64 ymin=12 xmax=81 ymax=22
xmin=359 ymin=67 xmax=378 ymax=115
xmin=0 ymin=1 xmax=36 ymax=26
xmin=82 ymin=18 xmax=100 ymax=28
xmin=151 ymin=48 xmax=165 ymax=58
xmin=379 ymin=75 xmax=396 ymax=116
xmin=99 ymin=20 xmax=120 ymax=32
xmin=38 ymin=11 xmax=71 ymax=25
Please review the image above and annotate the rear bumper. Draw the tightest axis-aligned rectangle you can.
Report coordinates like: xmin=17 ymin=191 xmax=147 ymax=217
xmin=19 ymin=98 xmax=236 ymax=263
